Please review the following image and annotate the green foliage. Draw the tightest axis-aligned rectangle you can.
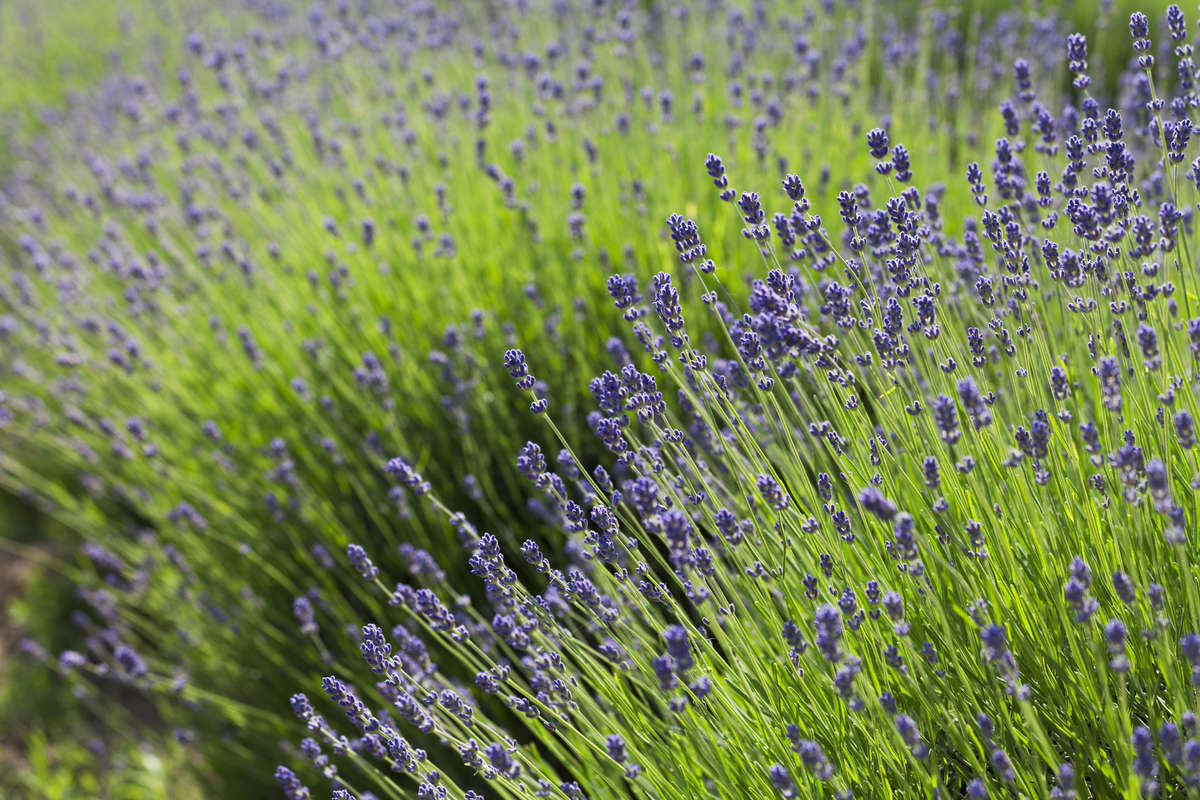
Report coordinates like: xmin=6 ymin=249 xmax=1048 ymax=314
xmin=1 ymin=730 xmax=201 ymax=800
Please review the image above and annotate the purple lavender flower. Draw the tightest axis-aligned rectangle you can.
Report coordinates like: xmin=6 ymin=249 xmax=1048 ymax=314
xmin=1174 ymin=411 xmax=1196 ymax=449
xmin=956 ymin=378 xmax=992 ymax=429
xmin=114 ymin=644 xmax=147 ymax=678
xmin=504 ymin=349 xmax=534 ymax=388
xmin=1104 ymin=619 xmax=1130 ymax=673
xmin=895 ymin=715 xmax=927 ymax=759
xmin=932 ymin=394 xmax=961 ymax=444
xmin=814 ymin=604 xmax=844 ymax=662
xmin=991 ymin=749 xmax=1015 ymax=782
xmin=1067 ymin=33 xmax=1089 ymax=88
xmin=858 ymin=487 xmax=897 ymax=521
xmin=1064 ymin=557 xmax=1099 ymax=623
xmin=757 ymin=474 xmax=790 ymax=511
xmin=705 ymin=153 xmax=735 ymax=202
xmin=663 ymin=625 xmax=695 ymax=673
xmin=1051 ymin=763 xmax=1076 ymax=799
xmin=1132 ymin=725 xmax=1159 ymax=792
xmin=789 ymin=733 xmax=834 ymax=780
xmin=967 ymin=778 xmax=989 ymax=799
xmin=1096 ymin=356 xmax=1122 ymax=412
xmin=293 ymin=597 xmax=318 ymax=635
xmin=891 ymin=144 xmax=912 ymax=182
xmin=274 ymin=766 xmax=310 ymax=800
xmin=736 ymin=192 xmax=768 ymax=241
xmin=653 ymin=272 xmax=687 ymax=347
xmin=1130 ymin=12 xmax=1154 ymax=68
xmin=768 ymin=764 xmax=796 ymax=798
xmin=866 ymin=128 xmax=889 ymax=159
xmin=347 ymin=544 xmax=378 ymax=580
xmin=607 ymin=274 xmax=641 ymax=318
xmin=386 ymin=456 xmax=431 ymax=496
xmin=606 ymin=734 xmax=626 ymax=763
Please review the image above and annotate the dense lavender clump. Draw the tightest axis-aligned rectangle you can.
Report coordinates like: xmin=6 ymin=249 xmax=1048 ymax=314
xmin=251 ymin=9 xmax=1200 ymax=797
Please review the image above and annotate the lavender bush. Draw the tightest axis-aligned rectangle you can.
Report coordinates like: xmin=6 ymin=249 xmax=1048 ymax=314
xmin=276 ymin=10 xmax=1200 ymax=800
xmin=1 ymin=0 xmax=1197 ymax=797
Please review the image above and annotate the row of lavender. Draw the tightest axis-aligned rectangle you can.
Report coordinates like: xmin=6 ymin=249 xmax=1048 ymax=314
xmin=1 ymin=0 xmax=1194 ymax=797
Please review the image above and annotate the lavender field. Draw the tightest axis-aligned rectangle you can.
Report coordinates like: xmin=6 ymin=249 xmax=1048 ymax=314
xmin=2 ymin=0 xmax=1198 ymax=798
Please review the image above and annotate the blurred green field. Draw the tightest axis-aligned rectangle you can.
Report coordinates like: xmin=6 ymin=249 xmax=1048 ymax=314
xmin=0 ymin=0 xmax=234 ymax=122
xmin=1 ymin=3 xmax=218 ymax=792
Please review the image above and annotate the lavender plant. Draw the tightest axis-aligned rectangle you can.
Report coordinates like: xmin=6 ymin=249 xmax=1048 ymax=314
xmin=271 ymin=13 xmax=1200 ymax=800
xmin=0 ymin=0 xmax=1196 ymax=797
